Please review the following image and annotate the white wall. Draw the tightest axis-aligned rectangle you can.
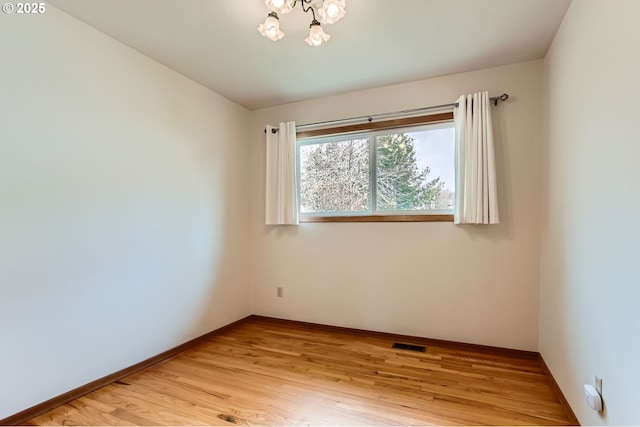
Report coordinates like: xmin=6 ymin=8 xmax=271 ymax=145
xmin=250 ymin=61 xmax=543 ymax=351
xmin=0 ymin=6 xmax=251 ymax=419
xmin=540 ymin=1 xmax=640 ymax=424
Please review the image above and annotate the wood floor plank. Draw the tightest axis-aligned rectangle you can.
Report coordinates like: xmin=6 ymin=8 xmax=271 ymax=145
xmin=28 ymin=318 xmax=576 ymax=426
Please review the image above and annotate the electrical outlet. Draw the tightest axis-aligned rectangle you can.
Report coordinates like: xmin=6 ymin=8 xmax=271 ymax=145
xmin=595 ymin=376 xmax=603 ymax=395
xmin=277 ymin=287 xmax=283 ymax=298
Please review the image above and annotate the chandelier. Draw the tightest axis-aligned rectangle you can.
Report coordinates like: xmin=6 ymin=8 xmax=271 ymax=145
xmin=257 ymin=0 xmax=347 ymax=47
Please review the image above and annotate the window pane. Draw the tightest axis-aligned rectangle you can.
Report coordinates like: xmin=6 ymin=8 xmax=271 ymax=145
xmin=376 ymin=127 xmax=455 ymax=211
xmin=299 ymin=138 xmax=369 ymax=214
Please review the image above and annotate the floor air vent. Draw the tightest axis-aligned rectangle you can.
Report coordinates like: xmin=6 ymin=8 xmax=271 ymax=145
xmin=392 ymin=343 xmax=426 ymax=352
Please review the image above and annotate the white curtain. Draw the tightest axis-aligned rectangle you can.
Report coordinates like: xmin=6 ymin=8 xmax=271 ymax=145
xmin=265 ymin=121 xmax=298 ymax=225
xmin=454 ymin=92 xmax=499 ymax=224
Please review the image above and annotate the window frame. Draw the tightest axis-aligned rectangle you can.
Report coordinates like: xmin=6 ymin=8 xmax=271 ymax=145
xmin=296 ymin=112 xmax=455 ymax=223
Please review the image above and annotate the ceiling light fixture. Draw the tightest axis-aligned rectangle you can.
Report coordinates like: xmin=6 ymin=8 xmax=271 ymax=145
xmin=257 ymin=0 xmax=346 ymax=47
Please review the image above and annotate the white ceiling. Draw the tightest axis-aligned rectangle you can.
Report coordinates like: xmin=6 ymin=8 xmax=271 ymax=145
xmin=47 ymin=0 xmax=571 ymax=110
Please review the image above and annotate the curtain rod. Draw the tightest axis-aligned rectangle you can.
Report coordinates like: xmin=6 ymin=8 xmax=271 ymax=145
xmin=265 ymin=93 xmax=509 ymax=134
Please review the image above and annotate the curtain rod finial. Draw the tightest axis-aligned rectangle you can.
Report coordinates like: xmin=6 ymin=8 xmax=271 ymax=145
xmin=494 ymin=93 xmax=509 ymax=106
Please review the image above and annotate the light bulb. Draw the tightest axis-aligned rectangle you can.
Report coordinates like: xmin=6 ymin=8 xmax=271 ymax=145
xmin=258 ymin=13 xmax=284 ymax=41
xmin=265 ymin=0 xmax=292 ymax=14
xmin=318 ymin=0 xmax=346 ymax=25
xmin=304 ymin=22 xmax=331 ymax=46
xmin=327 ymin=3 xmax=339 ymax=18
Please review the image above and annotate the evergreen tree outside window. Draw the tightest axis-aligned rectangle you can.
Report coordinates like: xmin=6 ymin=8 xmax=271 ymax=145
xmin=297 ymin=122 xmax=455 ymax=220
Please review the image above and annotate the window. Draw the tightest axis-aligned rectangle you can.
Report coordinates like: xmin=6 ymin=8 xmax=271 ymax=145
xmin=297 ymin=119 xmax=455 ymax=222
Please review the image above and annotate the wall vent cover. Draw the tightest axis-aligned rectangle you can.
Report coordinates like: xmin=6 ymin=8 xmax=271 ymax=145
xmin=392 ymin=343 xmax=426 ymax=352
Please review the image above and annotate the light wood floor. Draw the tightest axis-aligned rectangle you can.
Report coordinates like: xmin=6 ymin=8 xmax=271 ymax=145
xmin=29 ymin=317 xmax=574 ymax=426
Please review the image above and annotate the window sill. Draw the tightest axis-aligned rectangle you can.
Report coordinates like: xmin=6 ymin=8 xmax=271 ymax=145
xmin=300 ymin=214 xmax=454 ymax=223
